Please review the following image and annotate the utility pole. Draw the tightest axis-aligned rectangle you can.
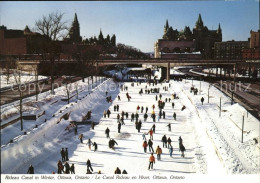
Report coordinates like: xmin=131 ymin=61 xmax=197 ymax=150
xmin=241 ymin=115 xmax=245 ymax=143
xmin=219 ymin=97 xmax=222 ymax=117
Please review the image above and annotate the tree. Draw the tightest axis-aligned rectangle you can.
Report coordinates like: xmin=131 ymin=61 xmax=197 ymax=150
xmin=35 ymin=12 xmax=68 ymax=95
xmin=35 ymin=11 xmax=68 ymax=41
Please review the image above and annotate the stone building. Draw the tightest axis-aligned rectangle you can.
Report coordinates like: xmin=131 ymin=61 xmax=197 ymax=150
xmin=154 ymin=14 xmax=222 ymax=59
xmin=64 ymin=13 xmax=82 ymax=44
xmin=242 ymin=30 xmax=260 ymax=60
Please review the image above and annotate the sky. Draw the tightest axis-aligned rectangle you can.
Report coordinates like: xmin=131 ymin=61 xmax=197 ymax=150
xmin=0 ymin=1 xmax=259 ymax=52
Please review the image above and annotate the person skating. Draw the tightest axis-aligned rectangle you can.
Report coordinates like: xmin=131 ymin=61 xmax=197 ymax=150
xmin=57 ymin=160 xmax=64 ymax=174
xmin=137 ymin=120 xmax=142 ymax=133
xmin=148 ymin=139 xmax=154 ymax=152
xmin=155 ymin=95 xmax=158 ymax=101
xmin=65 ymin=148 xmax=69 ymax=161
xmin=118 ymin=95 xmax=121 ymax=101
xmin=148 ymin=153 xmax=155 ymax=170
xmin=104 ymin=110 xmax=107 ymax=118
xmin=156 ymin=146 xmax=162 ymax=160
xmin=180 ymin=144 xmax=186 ymax=157
xmin=141 ymin=106 xmax=144 ymax=113
xmin=93 ymin=142 xmax=98 ymax=151
xmin=152 ymin=124 xmax=156 ymax=133
xmin=201 ymin=97 xmax=204 ymax=105
xmin=148 ymin=129 xmax=153 ymax=140
xmin=162 ymin=135 xmax=167 ymax=148
xmin=146 ymin=107 xmax=148 ymax=113
xmin=122 ymin=170 xmax=128 ymax=174
xmin=115 ymin=167 xmax=121 ymax=174
xmin=137 ymin=105 xmax=140 ymax=113
xmin=166 ymin=123 xmax=171 ymax=131
xmin=167 ymin=137 xmax=172 ymax=148
xmin=117 ymin=114 xmax=120 ymax=122
xmin=64 ymin=162 xmax=70 ymax=174
xmin=144 ymin=113 xmax=148 ymax=122
xmin=105 ymin=127 xmax=110 ymax=138
xmin=181 ymin=105 xmax=186 ymax=111
xmin=116 ymin=104 xmax=119 ymax=112
xmin=178 ymin=136 xmax=183 ymax=150
xmin=70 ymin=164 xmax=75 ymax=174
xmin=173 ymin=112 xmax=176 ymax=120
xmin=107 ymin=109 xmax=111 ymax=118
xmin=131 ymin=113 xmax=135 ymax=122
xmin=27 ymin=165 xmax=34 ymax=174
xmin=118 ymin=122 xmax=121 ymax=133
xmin=87 ymin=139 xmax=93 ymax=150
xmin=60 ymin=148 xmax=66 ymax=162
xmin=114 ymin=105 xmax=116 ymax=112
xmin=169 ymin=146 xmax=173 ymax=157
xmin=142 ymin=133 xmax=147 ymax=140
xmin=79 ymin=134 xmax=84 ymax=143
xmin=143 ymin=140 xmax=148 ymax=153
xmin=163 ymin=111 xmax=165 ymax=119
xmin=110 ymin=139 xmax=118 ymax=150
xmin=125 ymin=112 xmax=129 ymax=119
xmin=86 ymin=159 xmax=93 ymax=172
xmin=135 ymin=113 xmax=139 ymax=122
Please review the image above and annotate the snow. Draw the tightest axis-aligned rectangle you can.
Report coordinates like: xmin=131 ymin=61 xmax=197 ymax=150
xmin=1 ymin=71 xmax=259 ymax=178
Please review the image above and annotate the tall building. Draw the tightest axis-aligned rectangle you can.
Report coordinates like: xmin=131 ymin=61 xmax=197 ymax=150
xmin=154 ymin=14 xmax=222 ymax=59
xmin=242 ymin=30 xmax=260 ymax=60
xmin=68 ymin=13 xmax=82 ymax=43
xmin=249 ymin=30 xmax=260 ymax=48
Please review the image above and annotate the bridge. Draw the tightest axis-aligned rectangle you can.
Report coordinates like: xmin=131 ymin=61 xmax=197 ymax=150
xmin=16 ymin=58 xmax=255 ymax=80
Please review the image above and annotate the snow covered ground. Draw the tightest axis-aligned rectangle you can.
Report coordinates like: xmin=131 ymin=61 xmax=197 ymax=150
xmin=1 ymin=77 xmax=259 ymax=177
xmin=0 ymin=70 xmax=48 ymax=89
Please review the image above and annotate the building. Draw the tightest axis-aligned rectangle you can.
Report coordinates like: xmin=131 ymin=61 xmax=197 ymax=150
xmin=241 ymin=30 xmax=260 ymax=60
xmin=214 ymin=40 xmax=250 ymax=60
xmin=250 ymin=30 xmax=260 ymax=48
xmin=64 ymin=13 xmax=82 ymax=44
xmin=0 ymin=25 xmax=49 ymax=56
xmin=154 ymin=14 xmax=222 ymax=59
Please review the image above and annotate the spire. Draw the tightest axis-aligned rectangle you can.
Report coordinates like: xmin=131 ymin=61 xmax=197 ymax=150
xmin=217 ymin=23 xmax=222 ymax=33
xmin=196 ymin=13 xmax=204 ymax=29
xmin=24 ymin=25 xmax=31 ymax=33
xmin=74 ymin=13 xmax=78 ymax=23
xmin=165 ymin=19 xmax=169 ymax=30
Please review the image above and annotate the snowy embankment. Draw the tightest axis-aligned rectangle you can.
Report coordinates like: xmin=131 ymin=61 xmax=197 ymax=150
xmin=1 ymin=77 xmax=105 ymax=145
xmin=178 ymin=79 xmax=259 ymax=174
xmin=1 ymin=79 xmax=119 ymax=174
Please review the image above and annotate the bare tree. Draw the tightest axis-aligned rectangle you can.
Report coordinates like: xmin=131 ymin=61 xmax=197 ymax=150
xmin=13 ymin=64 xmax=33 ymax=131
xmin=35 ymin=12 xmax=68 ymax=95
xmin=35 ymin=12 xmax=68 ymax=41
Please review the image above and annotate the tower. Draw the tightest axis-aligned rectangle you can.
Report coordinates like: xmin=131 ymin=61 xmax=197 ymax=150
xmin=195 ymin=14 xmax=204 ymax=30
xmin=69 ymin=13 xmax=82 ymax=43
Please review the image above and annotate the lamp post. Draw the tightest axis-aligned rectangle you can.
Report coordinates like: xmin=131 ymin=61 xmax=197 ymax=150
xmin=208 ymin=84 xmax=211 ymax=103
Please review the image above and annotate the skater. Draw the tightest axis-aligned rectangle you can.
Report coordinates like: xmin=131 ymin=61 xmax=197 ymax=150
xmin=27 ymin=165 xmax=34 ymax=174
xmin=110 ymin=139 xmax=118 ymax=150
xmin=137 ymin=105 xmax=140 ymax=113
xmin=118 ymin=95 xmax=121 ymax=101
xmin=144 ymin=113 xmax=148 ymax=122
xmin=169 ymin=146 xmax=173 ymax=157
xmin=74 ymin=124 xmax=78 ymax=135
xmin=163 ymin=111 xmax=165 ymax=119
xmin=118 ymin=122 xmax=121 ymax=133
xmin=65 ymin=148 xmax=69 ymax=161
xmin=70 ymin=164 xmax=75 ymax=174
xmin=104 ymin=110 xmax=107 ymax=118
xmin=178 ymin=136 xmax=183 ymax=150
xmin=148 ymin=129 xmax=153 ymax=140
xmin=146 ymin=106 xmax=148 ymax=113
xmin=156 ymin=146 xmax=162 ymax=160
xmin=155 ymin=95 xmax=158 ymax=101
xmin=166 ymin=123 xmax=171 ymax=131
xmin=135 ymin=113 xmax=139 ymax=122
xmin=60 ymin=148 xmax=65 ymax=162
xmin=115 ymin=167 xmax=121 ymax=174
xmin=172 ymin=102 xmax=175 ymax=109
xmin=167 ymin=137 xmax=172 ymax=148
xmin=148 ymin=153 xmax=155 ymax=170
xmin=142 ymin=133 xmax=147 ymax=140
xmin=105 ymin=127 xmax=110 ymax=138
xmin=148 ymin=139 xmax=154 ymax=152
xmin=122 ymin=170 xmax=128 ymax=174
xmin=64 ymin=162 xmax=70 ymax=174
xmin=117 ymin=114 xmax=120 ymax=122
xmin=91 ymin=122 xmax=95 ymax=130
xmin=173 ymin=112 xmax=176 ymax=120
xmin=151 ymin=113 xmax=156 ymax=122
xmin=137 ymin=120 xmax=142 ymax=133
xmin=114 ymin=105 xmax=116 ymax=112
xmin=107 ymin=109 xmax=111 ymax=118
xmin=116 ymin=104 xmax=119 ymax=112
xmin=125 ymin=112 xmax=129 ymax=119
xmin=181 ymin=105 xmax=186 ymax=111
xmin=180 ymin=144 xmax=186 ymax=157
xmin=79 ymin=134 xmax=84 ymax=143
xmin=131 ymin=113 xmax=135 ymax=122
xmin=141 ymin=106 xmax=144 ymax=113
xmin=86 ymin=159 xmax=93 ymax=172
xmin=93 ymin=142 xmax=98 ymax=151
xmin=152 ymin=124 xmax=156 ymax=133
xmin=162 ymin=135 xmax=167 ymax=148
xmin=143 ymin=140 xmax=148 ymax=153
xmin=120 ymin=116 xmax=125 ymax=125
xmin=201 ymin=97 xmax=204 ymax=105
xmin=57 ymin=160 xmax=64 ymax=174
xmin=87 ymin=139 xmax=93 ymax=150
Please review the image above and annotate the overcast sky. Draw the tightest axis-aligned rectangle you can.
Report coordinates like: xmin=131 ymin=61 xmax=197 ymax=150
xmin=0 ymin=1 xmax=259 ymax=52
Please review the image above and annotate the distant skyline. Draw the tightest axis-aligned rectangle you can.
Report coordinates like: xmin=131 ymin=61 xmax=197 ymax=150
xmin=0 ymin=1 xmax=259 ymax=52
